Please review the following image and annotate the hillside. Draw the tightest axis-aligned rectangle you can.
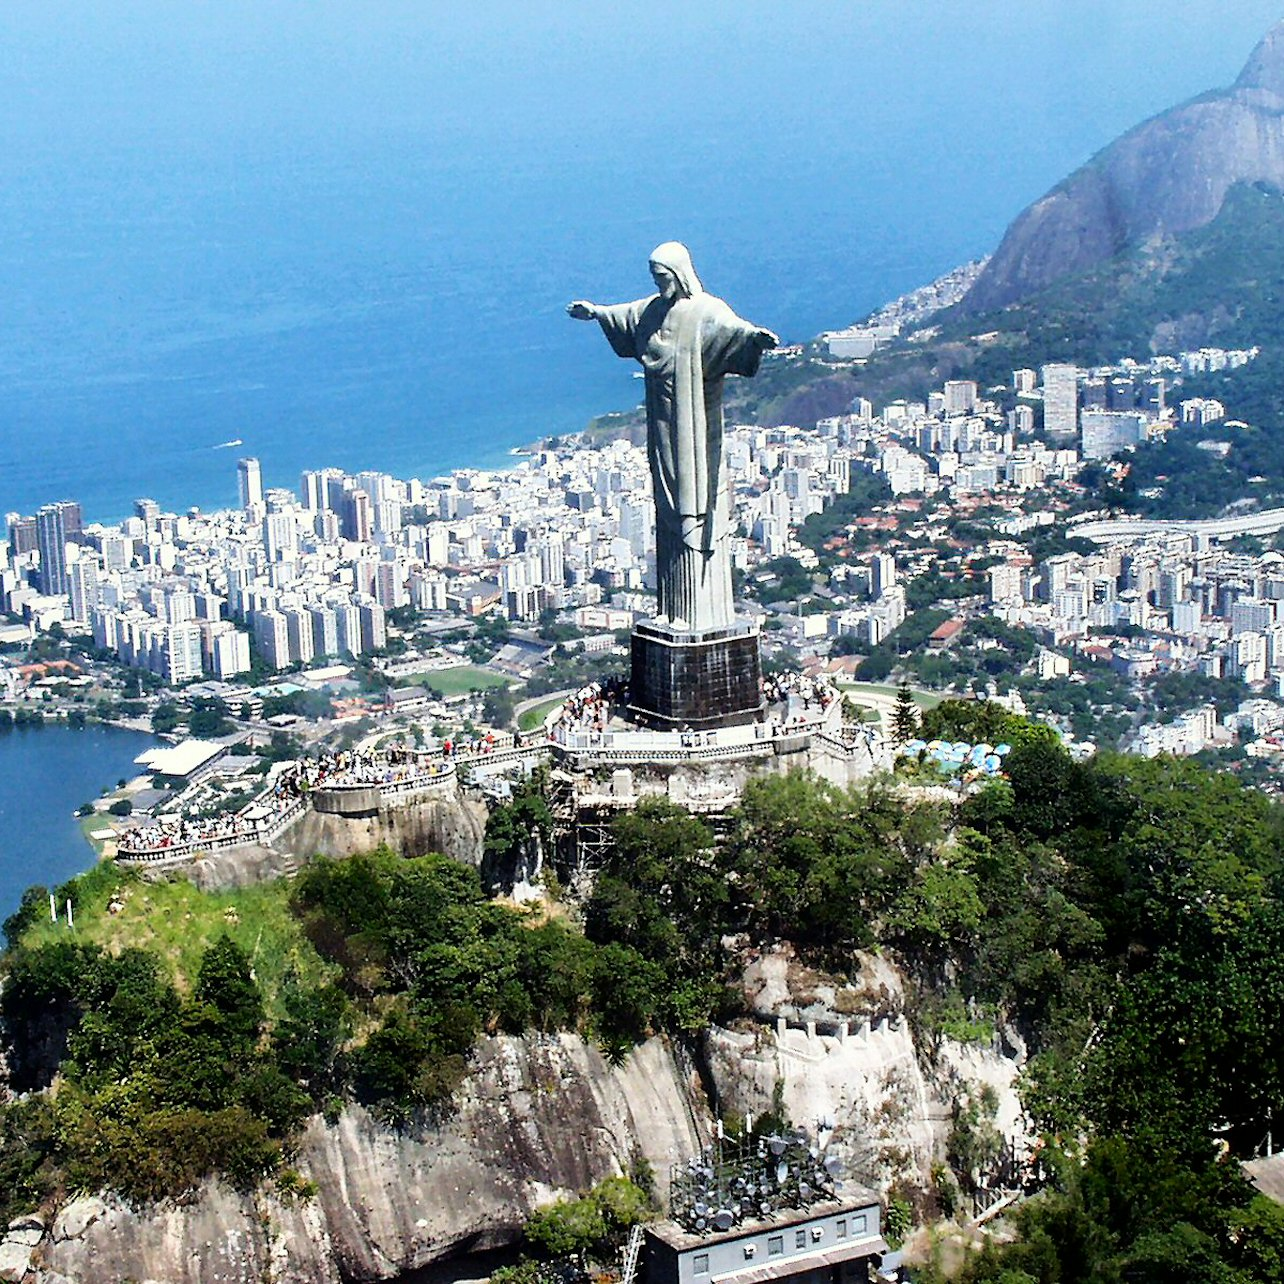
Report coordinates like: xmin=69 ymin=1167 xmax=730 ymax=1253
xmin=888 ymin=182 xmax=1284 ymax=518
xmin=963 ymin=21 xmax=1284 ymax=311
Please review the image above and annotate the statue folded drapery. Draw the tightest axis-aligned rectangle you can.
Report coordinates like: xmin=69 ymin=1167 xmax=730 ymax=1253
xmin=569 ymin=243 xmax=777 ymax=634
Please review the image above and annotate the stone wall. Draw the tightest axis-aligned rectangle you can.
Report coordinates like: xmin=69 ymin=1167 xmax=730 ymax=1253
xmin=704 ymin=946 xmax=1029 ymax=1194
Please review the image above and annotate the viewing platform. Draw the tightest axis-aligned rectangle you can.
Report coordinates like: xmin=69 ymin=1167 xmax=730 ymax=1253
xmin=115 ymin=747 xmax=460 ymax=865
xmin=542 ymin=671 xmax=882 ymax=772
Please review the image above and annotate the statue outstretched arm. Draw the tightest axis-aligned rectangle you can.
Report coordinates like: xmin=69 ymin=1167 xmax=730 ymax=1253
xmin=572 ymin=296 xmax=651 ymax=361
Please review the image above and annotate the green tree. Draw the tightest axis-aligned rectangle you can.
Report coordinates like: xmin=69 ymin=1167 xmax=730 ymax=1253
xmin=151 ymin=700 xmax=181 ymax=734
xmin=194 ymin=935 xmax=264 ymax=1051
xmin=2 ymin=885 xmax=51 ymax=948
xmin=482 ymin=684 xmax=516 ymax=728
xmin=272 ymin=981 xmax=351 ymax=1101
xmin=891 ymin=681 xmax=919 ymax=744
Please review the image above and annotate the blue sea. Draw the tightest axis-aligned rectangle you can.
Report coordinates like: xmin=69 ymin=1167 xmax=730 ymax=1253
xmin=2 ymin=2 xmax=1279 ymax=523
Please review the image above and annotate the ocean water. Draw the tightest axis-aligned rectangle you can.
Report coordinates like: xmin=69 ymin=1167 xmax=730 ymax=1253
xmin=2 ymin=3 xmax=1280 ymax=523
xmin=0 ymin=724 xmax=160 ymax=921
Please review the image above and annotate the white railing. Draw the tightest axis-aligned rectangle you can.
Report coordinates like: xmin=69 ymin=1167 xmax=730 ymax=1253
xmin=117 ymin=754 xmax=460 ymax=863
xmin=117 ymin=794 xmax=309 ymax=865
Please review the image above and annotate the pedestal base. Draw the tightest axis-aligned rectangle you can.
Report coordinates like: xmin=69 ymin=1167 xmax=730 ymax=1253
xmin=628 ymin=618 xmax=763 ymax=730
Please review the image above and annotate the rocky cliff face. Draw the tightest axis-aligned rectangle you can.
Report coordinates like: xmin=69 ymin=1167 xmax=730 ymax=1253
xmin=963 ymin=21 xmax=1284 ymax=312
xmin=282 ymin=790 xmax=489 ymax=868
xmin=22 ymin=1035 xmax=702 ymax=1284
xmin=12 ymin=958 xmax=1022 ymax=1284
xmin=704 ymin=948 xmax=1028 ymax=1194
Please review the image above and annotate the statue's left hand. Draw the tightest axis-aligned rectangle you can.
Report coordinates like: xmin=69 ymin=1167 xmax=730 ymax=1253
xmin=755 ymin=328 xmax=780 ymax=350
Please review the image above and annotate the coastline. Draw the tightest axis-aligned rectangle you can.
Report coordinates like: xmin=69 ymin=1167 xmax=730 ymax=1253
xmin=0 ymin=723 xmax=161 ymax=920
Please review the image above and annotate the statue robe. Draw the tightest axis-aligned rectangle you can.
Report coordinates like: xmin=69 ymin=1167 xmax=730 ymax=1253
xmin=595 ymin=291 xmax=766 ymax=633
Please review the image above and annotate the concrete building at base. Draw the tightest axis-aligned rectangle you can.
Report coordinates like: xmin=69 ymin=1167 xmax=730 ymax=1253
xmin=644 ymin=1195 xmax=887 ymax=1284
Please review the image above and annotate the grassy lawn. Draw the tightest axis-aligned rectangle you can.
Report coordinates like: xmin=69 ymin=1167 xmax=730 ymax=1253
xmin=838 ymin=681 xmax=943 ymax=709
xmin=401 ymin=665 xmax=515 ymax=697
xmin=844 ymin=702 xmax=882 ymax=724
xmin=22 ymin=861 xmax=333 ymax=1019
xmin=517 ymin=696 xmax=564 ymax=731
xmin=77 ymin=811 xmax=118 ymax=856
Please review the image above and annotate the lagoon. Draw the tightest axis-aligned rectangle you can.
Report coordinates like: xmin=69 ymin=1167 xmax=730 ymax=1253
xmin=0 ymin=723 xmax=160 ymax=922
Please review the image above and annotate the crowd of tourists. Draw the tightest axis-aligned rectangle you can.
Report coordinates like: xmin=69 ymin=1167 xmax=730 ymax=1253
xmin=274 ymin=745 xmax=452 ymax=797
xmin=116 ymin=804 xmax=288 ymax=856
xmin=117 ymin=745 xmax=458 ymax=857
xmin=763 ymin=671 xmax=838 ymax=714
xmin=549 ymin=678 xmax=628 ymax=736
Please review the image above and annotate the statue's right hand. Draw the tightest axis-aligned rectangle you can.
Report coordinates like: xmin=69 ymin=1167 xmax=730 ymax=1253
xmin=567 ymin=301 xmax=597 ymax=321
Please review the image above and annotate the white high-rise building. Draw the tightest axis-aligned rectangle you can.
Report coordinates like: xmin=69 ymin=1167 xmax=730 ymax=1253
xmin=285 ymin=608 xmax=315 ymax=665
xmin=359 ymin=600 xmax=386 ymax=653
xmin=68 ymin=559 xmax=100 ymax=623
xmin=300 ymin=470 xmax=325 ymax=512
xmin=100 ymin=532 xmax=131 ymax=572
xmin=36 ymin=502 xmax=74 ymax=597
xmin=425 ymin=525 xmax=451 ymax=567
xmin=263 ymin=512 xmax=297 ymax=563
xmin=335 ymin=603 xmax=362 ymax=657
xmin=253 ymin=608 xmax=290 ymax=669
xmin=541 ymin=533 xmax=566 ymax=587
xmin=410 ymin=570 xmax=448 ymax=612
xmin=1041 ymin=364 xmax=1079 ymax=442
xmin=990 ymin=563 xmax=1023 ymax=604
xmin=211 ymin=627 xmax=251 ymax=679
xmin=164 ymin=622 xmax=205 ymax=685
xmin=375 ymin=560 xmax=408 ymax=610
xmin=310 ymin=605 xmax=339 ymax=658
xmin=165 ymin=588 xmax=197 ymax=624
xmin=237 ymin=457 xmax=264 ymax=510
xmin=871 ymin=553 xmax=896 ymax=599
xmin=943 ymin=380 xmax=977 ymax=415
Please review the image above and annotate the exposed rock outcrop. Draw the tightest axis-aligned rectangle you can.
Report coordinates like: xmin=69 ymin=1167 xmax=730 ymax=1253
xmin=34 ymin=1034 xmax=703 ymax=1284
xmin=705 ymin=947 xmax=1028 ymax=1192
xmin=21 ymin=954 xmax=1020 ymax=1283
xmin=964 ymin=21 xmax=1284 ymax=312
xmin=281 ymin=790 xmax=489 ymax=867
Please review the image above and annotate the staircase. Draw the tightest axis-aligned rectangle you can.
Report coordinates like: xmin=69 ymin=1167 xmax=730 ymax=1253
xmin=621 ymin=1223 xmax=645 ymax=1284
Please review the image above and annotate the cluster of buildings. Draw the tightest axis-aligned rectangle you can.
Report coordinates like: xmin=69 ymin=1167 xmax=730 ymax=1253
xmin=988 ymin=533 xmax=1284 ymax=691
xmin=828 ymin=347 xmax=1257 ymax=510
xmin=0 ymin=424 xmax=859 ymax=683
xmin=0 ymin=330 xmax=1267 ymax=709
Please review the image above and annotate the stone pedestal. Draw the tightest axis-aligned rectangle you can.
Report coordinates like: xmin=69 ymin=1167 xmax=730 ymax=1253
xmin=628 ymin=618 xmax=763 ymax=730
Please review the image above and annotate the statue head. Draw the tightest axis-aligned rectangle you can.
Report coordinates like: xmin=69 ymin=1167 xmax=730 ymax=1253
xmin=649 ymin=242 xmax=703 ymax=300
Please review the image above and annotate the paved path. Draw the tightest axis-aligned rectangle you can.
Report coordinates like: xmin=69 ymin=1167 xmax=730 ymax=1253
xmin=512 ymin=688 xmax=575 ymax=725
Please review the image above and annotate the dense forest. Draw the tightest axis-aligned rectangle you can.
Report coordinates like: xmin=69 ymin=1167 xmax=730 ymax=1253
xmin=4 ymin=704 xmax=1284 ymax=1278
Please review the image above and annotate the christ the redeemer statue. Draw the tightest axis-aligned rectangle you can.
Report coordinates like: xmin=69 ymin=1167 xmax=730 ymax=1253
xmin=569 ymin=242 xmax=778 ymax=634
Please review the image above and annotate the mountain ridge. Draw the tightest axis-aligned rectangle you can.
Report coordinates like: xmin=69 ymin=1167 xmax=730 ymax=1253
xmin=963 ymin=21 xmax=1284 ymax=312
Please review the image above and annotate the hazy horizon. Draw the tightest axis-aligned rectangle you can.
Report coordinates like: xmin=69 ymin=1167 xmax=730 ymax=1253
xmin=2 ymin=2 xmax=1282 ymax=517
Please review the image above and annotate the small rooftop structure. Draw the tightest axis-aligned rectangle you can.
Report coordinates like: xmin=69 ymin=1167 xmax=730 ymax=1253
xmin=300 ymin=664 xmax=354 ymax=686
xmin=927 ymin=618 xmax=965 ymax=647
xmin=645 ymin=1135 xmax=885 ymax=1284
xmin=645 ymin=1195 xmax=885 ymax=1284
xmin=134 ymin=739 xmax=228 ymax=782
